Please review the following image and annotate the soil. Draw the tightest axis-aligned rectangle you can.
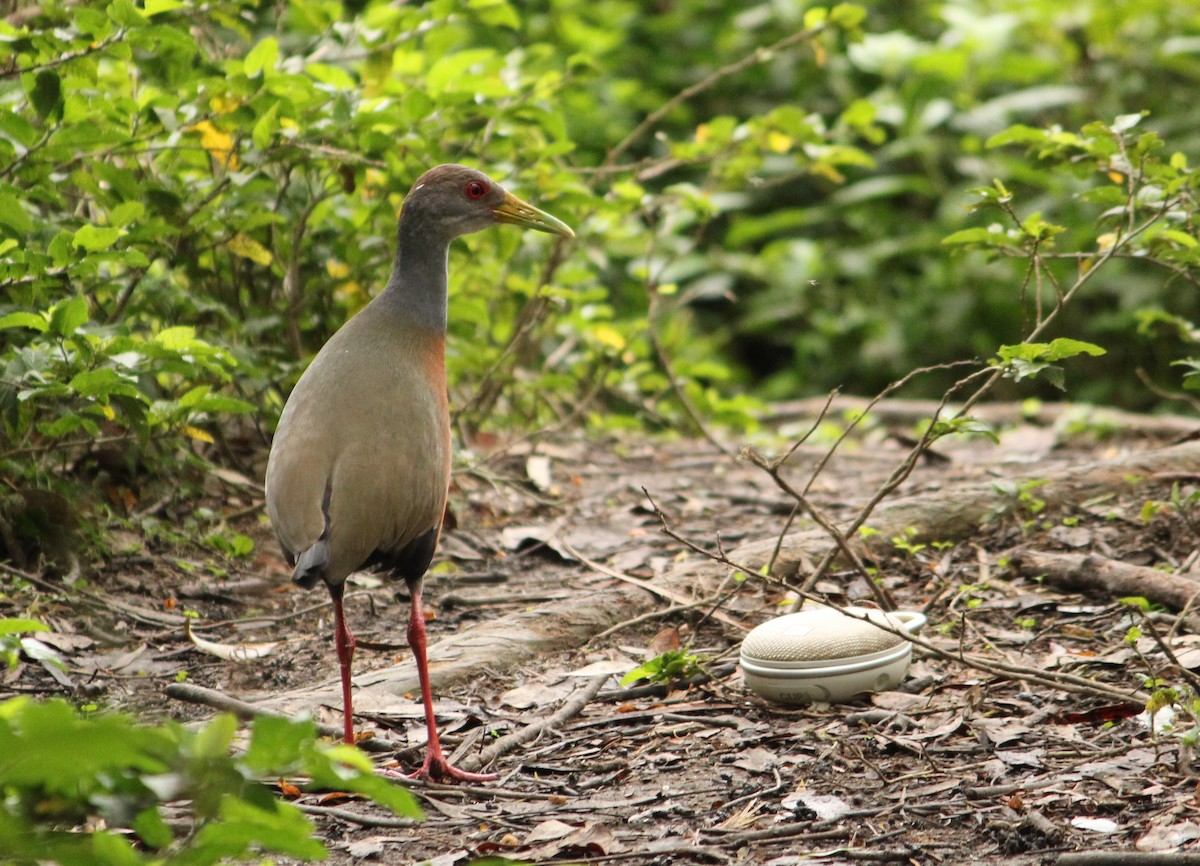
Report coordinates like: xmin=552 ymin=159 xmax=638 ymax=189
xmin=7 ymin=402 xmax=1200 ymax=866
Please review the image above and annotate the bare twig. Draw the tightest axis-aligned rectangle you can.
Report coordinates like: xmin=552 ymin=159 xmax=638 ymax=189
xmin=562 ymin=540 xmax=750 ymax=633
xmin=602 ymin=23 xmax=827 ymax=169
xmin=164 ymin=682 xmax=395 ymax=752
xmin=459 ymin=673 xmax=608 ymax=773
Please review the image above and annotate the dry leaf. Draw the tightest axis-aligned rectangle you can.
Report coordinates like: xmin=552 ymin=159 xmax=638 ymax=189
xmin=647 ymin=626 xmax=681 ymax=656
xmin=526 ymin=455 xmax=553 ymax=492
xmin=185 ymin=620 xmax=280 ymax=662
xmin=732 ymin=746 xmax=777 ymax=774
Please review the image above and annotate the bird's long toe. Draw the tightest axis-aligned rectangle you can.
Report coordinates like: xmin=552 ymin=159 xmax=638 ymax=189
xmin=381 ymin=757 xmax=497 ymax=784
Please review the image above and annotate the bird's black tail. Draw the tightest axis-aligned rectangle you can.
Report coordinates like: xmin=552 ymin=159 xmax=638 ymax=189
xmin=292 ymin=478 xmax=333 ymax=589
xmin=292 ymin=538 xmax=330 ymax=589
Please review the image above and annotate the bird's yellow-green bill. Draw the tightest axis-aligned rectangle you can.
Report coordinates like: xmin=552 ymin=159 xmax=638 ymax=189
xmin=493 ymin=191 xmax=574 ymax=238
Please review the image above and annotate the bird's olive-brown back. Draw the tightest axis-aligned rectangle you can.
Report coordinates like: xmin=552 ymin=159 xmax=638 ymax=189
xmin=265 ymin=302 xmax=450 ymax=585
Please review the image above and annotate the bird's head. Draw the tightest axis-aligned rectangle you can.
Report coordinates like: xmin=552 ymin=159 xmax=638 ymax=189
xmin=404 ymin=164 xmax=574 ymax=242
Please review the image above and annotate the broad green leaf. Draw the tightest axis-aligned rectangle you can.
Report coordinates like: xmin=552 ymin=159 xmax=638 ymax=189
xmin=0 ymin=619 xmax=50 ymax=636
xmin=985 ymin=124 xmax=1048 ymax=148
xmin=73 ymin=225 xmax=124 ymax=252
xmin=109 ymin=201 xmax=145 ymax=228
xmin=144 ymin=0 xmax=184 ymax=15
xmin=245 ymin=36 xmax=279 ymax=77
xmin=69 ymin=368 xmax=145 ymax=401
xmin=49 ymin=295 xmax=89 ymax=338
xmin=132 ymin=806 xmax=174 ymax=849
xmin=155 ymin=325 xmax=197 ymax=348
xmin=0 ymin=312 xmax=48 ymax=332
xmin=252 ymin=102 xmax=279 ymax=150
xmin=242 ymin=715 xmax=314 ymax=774
xmin=30 ymin=71 xmax=61 ymax=119
xmin=0 ymin=192 xmax=32 ymax=235
xmin=192 ymin=713 xmax=238 ymax=759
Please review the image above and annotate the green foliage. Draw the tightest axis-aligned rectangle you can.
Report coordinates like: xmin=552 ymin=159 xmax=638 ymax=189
xmin=4 ymin=1 xmax=1200 ymax=574
xmin=621 ymin=649 xmax=703 ymax=686
xmin=0 ymin=618 xmax=50 ymax=670
xmin=994 ymin=339 xmax=1107 ymax=391
xmin=0 ymin=698 xmax=420 ymax=865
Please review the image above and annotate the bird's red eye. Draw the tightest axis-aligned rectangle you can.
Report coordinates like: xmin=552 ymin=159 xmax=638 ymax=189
xmin=465 ymin=180 xmax=488 ymax=200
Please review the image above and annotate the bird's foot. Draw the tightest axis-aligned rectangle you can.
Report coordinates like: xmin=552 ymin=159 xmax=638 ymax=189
xmin=382 ymin=754 xmax=497 ymax=783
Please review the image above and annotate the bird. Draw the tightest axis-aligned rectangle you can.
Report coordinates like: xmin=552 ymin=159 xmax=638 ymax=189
xmin=265 ymin=164 xmax=573 ymax=782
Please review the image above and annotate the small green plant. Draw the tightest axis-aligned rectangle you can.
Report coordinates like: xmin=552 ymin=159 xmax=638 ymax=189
xmin=0 ymin=618 xmax=50 ymax=670
xmin=0 ymin=698 xmax=420 ymax=866
xmin=621 ymin=649 xmax=704 ymax=687
xmin=989 ymin=478 xmax=1049 ymax=533
xmin=890 ymin=527 xmax=927 ymax=559
xmin=1140 ymin=483 xmax=1200 ymax=534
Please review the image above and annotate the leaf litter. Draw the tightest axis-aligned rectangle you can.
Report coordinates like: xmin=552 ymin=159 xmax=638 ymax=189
xmin=6 ymin=418 xmax=1200 ymax=863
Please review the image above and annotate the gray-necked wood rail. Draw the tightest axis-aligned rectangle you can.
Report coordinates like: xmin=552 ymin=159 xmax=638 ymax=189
xmin=266 ymin=164 xmax=573 ymax=781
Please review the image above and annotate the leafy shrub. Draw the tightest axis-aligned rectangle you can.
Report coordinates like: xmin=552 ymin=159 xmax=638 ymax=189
xmin=0 ymin=697 xmax=419 ymax=866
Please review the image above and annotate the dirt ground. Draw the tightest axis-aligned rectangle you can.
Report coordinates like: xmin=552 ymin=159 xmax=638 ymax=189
xmin=7 ymin=401 xmax=1200 ymax=865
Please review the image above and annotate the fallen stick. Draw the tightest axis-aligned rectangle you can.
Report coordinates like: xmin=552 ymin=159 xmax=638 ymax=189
xmin=164 ymin=682 xmax=395 ymax=753
xmin=459 ymin=673 xmax=608 ymax=773
xmin=766 ymin=396 xmax=1200 ymax=440
xmin=1056 ymin=853 xmax=1200 ymax=866
xmin=1011 ymin=550 xmax=1200 ymax=612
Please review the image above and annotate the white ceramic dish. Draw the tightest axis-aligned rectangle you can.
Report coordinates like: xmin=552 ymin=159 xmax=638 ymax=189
xmin=739 ymin=606 xmax=926 ymax=704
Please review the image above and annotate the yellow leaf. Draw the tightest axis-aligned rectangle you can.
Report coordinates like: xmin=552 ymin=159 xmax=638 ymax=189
xmin=279 ymin=117 xmax=298 ymax=130
xmin=209 ymin=96 xmax=241 ymax=114
xmin=591 ymin=324 xmax=626 ymax=351
xmin=227 ymin=233 xmax=273 ymax=266
xmin=333 ymin=281 xmax=367 ymax=310
xmin=810 ymin=162 xmax=845 ymax=184
xmin=100 ymin=405 xmax=115 ymax=421
xmin=695 ymin=123 xmax=710 ymax=144
xmin=1108 ymin=171 xmax=1125 ymax=185
xmin=183 ymin=424 xmax=214 ymax=444
xmin=767 ymin=131 xmax=793 ymax=153
xmin=191 ymin=120 xmax=238 ymax=169
xmin=1096 ymin=232 xmax=1118 ymax=251
xmin=325 ymin=260 xmax=351 ymax=279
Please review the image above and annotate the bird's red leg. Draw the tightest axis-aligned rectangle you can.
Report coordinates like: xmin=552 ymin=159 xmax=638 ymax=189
xmin=401 ymin=579 xmax=496 ymax=782
xmin=329 ymin=582 xmax=357 ymax=745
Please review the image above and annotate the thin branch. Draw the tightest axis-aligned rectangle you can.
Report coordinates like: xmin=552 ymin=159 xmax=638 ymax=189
xmin=602 ymin=23 xmax=827 ymax=169
xmin=0 ymin=27 xmax=128 ymax=79
xmin=459 ymin=673 xmax=608 ymax=773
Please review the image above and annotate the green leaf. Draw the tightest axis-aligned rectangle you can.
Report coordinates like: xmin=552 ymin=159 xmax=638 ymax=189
xmin=0 ymin=312 xmax=48 ymax=332
xmin=243 ymin=715 xmax=314 ymax=774
xmin=30 ymin=70 xmax=62 ymax=119
xmin=0 ymin=192 xmax=32 ymax=235
xmin=109 ymin=201 xmax=145 ymax=228
xmin=0 ymin=619 xmax=50 ymax=636
xmin=49 ymin=295 xmax=89 ymax=338
xmin=244 ymin=36 xmax=279 ymax=78
xmin=132 ymin=805 xmax=174 ymax=849
xmin=192 ymin=713 xmax=238 ymax=759
xmin=69 ymin=368 xmax=145 ymax=401
xmin=252 ymin=102 xmax=280 ymax=150
xmin=985 ymin=124 xmax=1048 ymax=148
xmin=195 ymin=795 xmax=327 ymax=860
xmin=73 ymin=225 xmax=124 ymax=252
xmin=144 ymin=0 xmax=183 ymax=15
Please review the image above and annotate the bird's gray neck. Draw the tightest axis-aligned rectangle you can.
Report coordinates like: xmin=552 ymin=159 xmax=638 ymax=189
xmin=376 ymin=213 xmax=450 ymax=333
